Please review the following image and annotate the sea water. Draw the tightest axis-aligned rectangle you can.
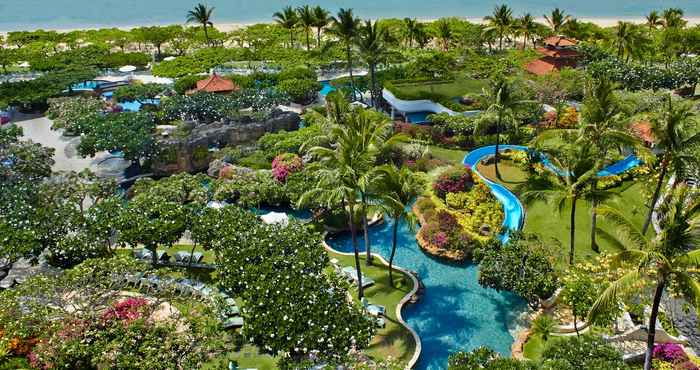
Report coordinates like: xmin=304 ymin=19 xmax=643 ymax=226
xmin=1 ymin=0 xmax=699 ymax=31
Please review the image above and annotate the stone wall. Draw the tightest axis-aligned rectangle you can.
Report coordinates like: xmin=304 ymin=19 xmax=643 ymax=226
xmin=152 ymin=110 xmax=300 ymax=175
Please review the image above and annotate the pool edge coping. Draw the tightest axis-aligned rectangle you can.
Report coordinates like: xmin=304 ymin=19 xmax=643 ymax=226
xmin=321 ymin=237 xmax=422 ymax=370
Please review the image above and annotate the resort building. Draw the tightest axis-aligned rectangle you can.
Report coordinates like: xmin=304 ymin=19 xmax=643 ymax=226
xmin=525 ymin=36 xmax=580 ymax=75
xmin=189 ymin=74 xmax=240 ymax=94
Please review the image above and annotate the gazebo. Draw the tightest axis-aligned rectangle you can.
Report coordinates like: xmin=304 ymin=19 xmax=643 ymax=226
xmin=525 ymin=36 xmax=580 ymax=76
xmin=190 ymin=74 xmax=240 ymax=94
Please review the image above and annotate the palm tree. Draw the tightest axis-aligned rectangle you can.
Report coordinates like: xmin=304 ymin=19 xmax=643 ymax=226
xmin=522 ymin=143 xmax=598 ymax=265
xmin=662 ymin=8 xmax=686 ymax=29
xmin=517 ymin=13 xmax=538 ymax=50
xmin=296 ymin=5 xmax=315 ymax=50
xmin=481 ymin=77 xmax=526 ymax=180
xmin=328 ymin=8 xmax=361 ymax=100
xmin=186 ymin=3 xmax=215 ymax=46
xmin=614 ymin=21 xmax=641 ymax=62
xmin=646 ymin=11 xmax=663 ymax=31
xmin=300 ymin=95 xmax=375 ymax=298
xmin=484 ymin=5 xmax=513 ymax=50
xmin=435 ymin=19 xmax=452 ymax=51
xmin=403 ymin=18 xmax=419 ymax=47
xmin=578 ymin=78 xmax=644 ymax=252
xmin=312 ymin=6 xmax=331 ymax=48
xmin=544 ymin=7 xmax=572 ymax=34
xmin=642 ymin=96 xmax=700 ymax=234
xmin=375 ymin=165 xmax=425 ymax=286
xmin=273 ymin=6 xmax=298 ymax=48
xmin=356 ymin=20 xmax=388 ymax=107
xmin=532 ymin=314 xmax=557 ymax=342
xmin=589 ymin=186 xmax=700 ymax=370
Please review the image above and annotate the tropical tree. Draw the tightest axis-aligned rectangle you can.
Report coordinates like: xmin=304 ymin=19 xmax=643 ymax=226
xmin=273 ymin=6 xmax=298 ymax=48
xmin=296 ymin=5 xmax=315 ymax=50
xmin=186 ymin=3 xmax=215 ymax=46
xmin=356 ymin=20 xmax=388 ymax=107
xmin=645 ymin=10 xmax=663 ymax=31
xmin=403 ymin=18 xmax=419 ymax=47
xmin=662 ymin=8 xmax=686 ymax=29
xmin=517 ymin=13 xmax=538 ymax=49
xmin=435 ymin=19 xmax=453 ymax=51
xmin=614 ymin=21 xmax=644 ymax=62
xmin=544 ymin=7 xmax=572 ymax=34
xmin=484 ymin=5 xmax=513 ymax=50
xmin=312 ymin=6 xmax=331 ymax=48
xmin=642 ymin=96 xmax=700 ymax=234
xmin=327 ymin=8 xmax=361 ymax=100
xmin=532 ymin=314 xmax=557 ymax=342
xmin=578 ymin=78 xmax=642 ymax=252
xmin=480 ymin=77 xmax=526 ymax=180
xmin=589 ymin=185 xmax=700 ymax=370
xmin=375 ymin=165 xmax=424 ymax=286
xmin=522 ymin=142 xmax=598 ymax=265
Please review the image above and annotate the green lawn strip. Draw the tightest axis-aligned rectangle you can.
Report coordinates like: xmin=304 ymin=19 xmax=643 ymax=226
xmin=326 ymin=250 xmax=417 ymax=365
xmin=477 ymin=160 xmax=651 ymax=268
xmin=203 ymin=344 xmax=279 ymax=370
xmin=427 ymin=145 xmax=467 ymax=164
xmin=390 ymin=78 xmax=486 ymax=100
xmin=522 ymin=333 xmax=546 ymax=361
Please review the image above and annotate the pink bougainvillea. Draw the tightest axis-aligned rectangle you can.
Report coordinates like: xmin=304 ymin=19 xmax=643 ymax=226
xmin=102 ymin=297 xmax=149 ymax=323
xmin=433 ymin=166 xmax=474 ymax=199
xmin=271 ymin=153 xmax=303 ymax=182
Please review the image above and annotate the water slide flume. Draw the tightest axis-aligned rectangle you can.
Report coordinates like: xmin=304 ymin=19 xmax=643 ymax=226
xmin=463 ymin=145 xmax=641 ymax=244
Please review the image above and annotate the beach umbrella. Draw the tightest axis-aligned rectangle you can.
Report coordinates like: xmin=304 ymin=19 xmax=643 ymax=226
xmin=118 ymin=65 xmax=137 ymax=73
xmin=163 ymin=56 xmax=176 ymax=61
xmin=17 ymin=61 xmax=30 ymax=68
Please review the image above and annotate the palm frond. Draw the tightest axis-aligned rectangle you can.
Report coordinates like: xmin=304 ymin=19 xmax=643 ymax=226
xmin=588 ymin=269 xmax=642 ymax=322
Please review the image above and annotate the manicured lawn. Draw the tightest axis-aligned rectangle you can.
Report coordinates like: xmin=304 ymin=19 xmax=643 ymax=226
xmin=428 ymin=145 xmax=467 ymax=164
xmin=389 ymin=78 xmax=486 ymax=100
xmin=327 ymin=250 xmax=417 ymax=366
xmin=203 ymin=345 xmax=278 ymax=370
xmin=522 ymin=333 xmax=547 ymax=361
xmin=477 ymin=160 xmax=651 ymax=268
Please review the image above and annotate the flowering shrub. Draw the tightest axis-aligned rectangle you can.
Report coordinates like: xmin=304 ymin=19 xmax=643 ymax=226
xmin=433 ymin=166 xmax=474 ymax=199
xmin=541 ymin=106 xmax=578 ymax=128
xmin=271 ymin=153 xmax=303 ymax=182
xmin=653 ymin=343 xmax=690 ymax=364
xmin=102 ymin=297 xmax=149 ymax=323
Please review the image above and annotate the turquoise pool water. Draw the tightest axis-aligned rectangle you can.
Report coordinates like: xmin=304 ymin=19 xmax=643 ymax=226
xmin=319 ymin=80 xmax=335 ymax=96
xmin=406 ymin=111 xmax=432 ymax=124
xmin=326 ymin=217 xmax=527 ymax=369
xmin=70 ymin=80 xmax=108 ymax=91
xmin=117 ymin=98 xmax=161 ymax=112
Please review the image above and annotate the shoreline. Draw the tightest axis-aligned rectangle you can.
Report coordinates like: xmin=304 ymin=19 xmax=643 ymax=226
xmin=2 ymin=16 xmax=699 ymax=35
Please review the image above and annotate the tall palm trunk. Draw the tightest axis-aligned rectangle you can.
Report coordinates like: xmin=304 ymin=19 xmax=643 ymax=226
xmin=644 ymin=279 xmax=666 ymax=370
xmin=188 ymin=243 xmax=197 ymax=268
xmin=346 ymin=198 xmax=364 ymax=298
xmin=494 ymin=111 xmax=502 ymax=180
xmin=149 ymin=245 xmax=158 ymax=266
xmin=316 ymin=27 xmax=322 ymax=48
xmin=389 ymin=218 xmax=399 ymax=286
xmin=305 ymin=29 xmax=311 ymax=50
xmin=569 ymin=195 xmax=578 ymax=265
xmin=289 ymin=31 xmax=294 ymax=48
xmin=203 ymin=25 xmax=210 ymax=46
xmin=643 ymin=158 xmax=668 ymax=234
xmin=361 ymin=192 xmax=372 ymax=265
xmin=346 ymin=44 xmax=355 ymax=101
xmin=591 ymin=180 xmax=599 ymax=253
xmin=369 ymin=63 xmax=377 ymax=107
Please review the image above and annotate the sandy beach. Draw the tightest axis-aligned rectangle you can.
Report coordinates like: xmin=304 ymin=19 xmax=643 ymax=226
xmin=2 ymin=16 xmax=699 ymax=35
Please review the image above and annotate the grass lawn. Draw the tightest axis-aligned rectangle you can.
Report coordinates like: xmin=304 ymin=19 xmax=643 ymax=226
xmin=389 ymin=78 xmax=486 ymax=100
xmin=327 ymin=250 xmax=417 ymax=365
xmin=522 ymin=333 xmax=547 ymax=361
xmin=477 ymin=160 xmax=651 ymax=268
xmin=428 ymin=145 xmax=467 ymax=164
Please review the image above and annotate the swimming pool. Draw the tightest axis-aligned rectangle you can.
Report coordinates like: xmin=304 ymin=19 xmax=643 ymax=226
xmin=319 ymin=80 xmax=335 ymax=96
xmin=117 ymin=98 xmax=160 ymax=112
xmin=326 ymin=216 xmax=527 ymax=369
xmin=70 ymin=80 xmax=109 ymax=91
xmin=406 ymin=111 xmax=432 ymax=124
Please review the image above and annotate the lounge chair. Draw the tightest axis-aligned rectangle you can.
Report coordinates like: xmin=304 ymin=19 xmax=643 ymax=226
xmin=191 ymin=252 xmax=204 ymax=264
xmin=221 ymin=305 xmax=240 ymax=316
xmin=157 ymin=250 xmax=170 ymax=263
xmin=174 ymin=251 xmax=190 ymax=263
xmin=375 ymin=317 xmax=386 ymax=328
xmin=125 ymin=272 xmax=144 ymax=287
xmin=361 ymin=298 xmax=385 ymax=317
xmin=342 ymin=266 xmax=375 ymax=288
xmin=133 ymin=249 xmax=152 ymax=260
xmin=222 ymin=316 xmax=244 ymax=329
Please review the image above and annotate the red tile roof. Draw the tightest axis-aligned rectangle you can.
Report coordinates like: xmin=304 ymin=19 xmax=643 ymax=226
xmin=196 ymin=74 xmax=239 ymax=93
xmin=631 ymin=121 xmax=655 ymax=144
xmin=525 ymin=57 xmax=577 ymax=75
xmin=543 ymin=36 xmax=578 ymax=47
xmin=537 ymin=47 xmax=579 ymax=58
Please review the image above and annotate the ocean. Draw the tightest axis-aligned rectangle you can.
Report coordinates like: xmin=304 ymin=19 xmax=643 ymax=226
xmin=1 ymin=0 xmax=699 ymax=32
